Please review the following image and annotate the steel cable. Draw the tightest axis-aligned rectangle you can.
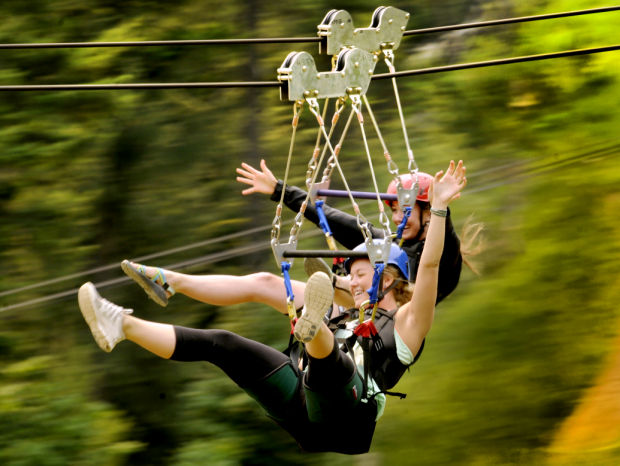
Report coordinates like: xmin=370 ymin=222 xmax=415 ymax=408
xmin=1 ymin=44 xmax=617 ymax=91
xmin=0 ymin=5 xmax=617 ymax=49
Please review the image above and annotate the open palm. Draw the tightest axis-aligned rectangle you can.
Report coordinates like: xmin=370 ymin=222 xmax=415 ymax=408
xmin=429 ymin=160 xmax=467 ymax=209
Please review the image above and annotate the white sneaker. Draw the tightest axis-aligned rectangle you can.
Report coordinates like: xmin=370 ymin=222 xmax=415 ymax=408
xmin=78 ymin=282 xmax=133 ymax=352
xmin=294 ymin=272 xmax=334 ymax=343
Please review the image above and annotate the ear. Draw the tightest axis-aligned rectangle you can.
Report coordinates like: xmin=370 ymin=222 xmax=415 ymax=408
xmin=382 ymin=274 xmax=395 ymax=289
xmin=422 ymin=206 xmax=432 ymax=224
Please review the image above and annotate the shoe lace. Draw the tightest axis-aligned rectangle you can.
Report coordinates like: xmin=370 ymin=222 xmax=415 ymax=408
xmin=100 ymin=298 xmax=133 ymax=315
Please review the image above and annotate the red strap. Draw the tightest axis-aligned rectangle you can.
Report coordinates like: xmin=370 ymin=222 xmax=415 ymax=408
xmin=289 ymin=318 xmax=298 ymax=335
xmin=354 ymin=320 xmax=378 ymax=338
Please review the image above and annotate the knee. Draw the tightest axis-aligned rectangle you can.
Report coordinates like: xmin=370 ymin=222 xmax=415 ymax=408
xmin=207 ymin=329 xmax=239 ymax=348
xmin=247 ymin=272 xmax=282 ymax=288
xmin=243 ymin=272 xmax=283 ymax=300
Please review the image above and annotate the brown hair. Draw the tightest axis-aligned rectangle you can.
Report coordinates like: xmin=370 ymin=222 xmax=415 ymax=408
xmin=459 ymin=215 xmax=485 ymax=275
xmin=383 ymin=265 xmax=413 ymax=307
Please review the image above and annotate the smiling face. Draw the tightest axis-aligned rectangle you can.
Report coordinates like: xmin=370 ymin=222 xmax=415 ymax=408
xmin=349 ymin=259 xmax=373 ymax=308
xmin=349 ymin=259 xmax=398 ymax=308
xmin=389 ymin=202 xmax=430 ymax=241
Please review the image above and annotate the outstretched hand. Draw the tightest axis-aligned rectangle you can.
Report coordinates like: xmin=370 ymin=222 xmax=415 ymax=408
xmin=429 ymin=160 xmax=467 ymax=209
xmin=236 ymin=159 xmax=278 ymax=196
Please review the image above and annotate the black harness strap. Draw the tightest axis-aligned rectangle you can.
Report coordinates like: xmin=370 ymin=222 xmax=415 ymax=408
xmin=282 ymin=306 xmax=306 ymax=370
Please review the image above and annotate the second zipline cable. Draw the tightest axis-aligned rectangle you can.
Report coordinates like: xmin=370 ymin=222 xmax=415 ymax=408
xmin=0 ymin=44 xmax=618 ymax=91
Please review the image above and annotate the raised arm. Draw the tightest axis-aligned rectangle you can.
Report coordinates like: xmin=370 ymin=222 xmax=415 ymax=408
xmin=235 ymin=159 xmax=382 ymax=249
xmin=395 ymin=160 xmax=467 ymax=354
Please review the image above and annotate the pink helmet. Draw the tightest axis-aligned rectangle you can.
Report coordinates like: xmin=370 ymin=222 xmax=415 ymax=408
xmin=385 ymin=172 xmax=433 ymax=206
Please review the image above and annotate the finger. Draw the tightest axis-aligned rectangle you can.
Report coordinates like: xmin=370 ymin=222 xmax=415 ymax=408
xmin=241 ymin=187 xmax=256 ymax=195
xmin=454 ymin=160 xmax=465 ymax=178
xmin=453 ymin=160 xmax=461 ymax=175
xmin=260 ymin=159 xmax=270 ymax=173
xmin=236 ymin=168 xmax=253 ymax=178
xmin=236 ymin=176 xmax=253 ymax=186
xmin=435 ymin=170 xmax=444 ymax=180
xmin=240 ymin=162 xmax=260 ymax=174
xmin=455 ymin=178 xmax=467 ymax=190
xmin=447 ymin=160 xmax=456 ymax=176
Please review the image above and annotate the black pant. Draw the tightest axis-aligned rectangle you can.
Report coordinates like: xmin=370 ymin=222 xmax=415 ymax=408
xmin=170 ymin=326 xmax=377 ymax=454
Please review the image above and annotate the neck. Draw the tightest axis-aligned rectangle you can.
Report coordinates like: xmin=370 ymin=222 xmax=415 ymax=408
xmin=377 ymin=294 xmax=398 ymax=311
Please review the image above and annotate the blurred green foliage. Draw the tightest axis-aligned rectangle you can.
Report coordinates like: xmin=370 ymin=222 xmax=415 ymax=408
xmin=1 ymin=0 xmax=619 ymax=464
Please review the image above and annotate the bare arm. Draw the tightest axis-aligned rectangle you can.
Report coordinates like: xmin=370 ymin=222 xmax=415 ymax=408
xmin=395 ymin=160 xmax=467 ymax=354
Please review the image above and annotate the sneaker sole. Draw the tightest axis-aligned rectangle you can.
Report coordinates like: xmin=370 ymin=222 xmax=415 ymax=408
xmin=303 ymin=257 xmax=332 ymax=279
xmin=78 ymin=282 xmax=113 ymax=352
xmin=294 ymin=272 xmax=334 ymax=343
xmin=121 ymin=260 xmax=168 ymax=307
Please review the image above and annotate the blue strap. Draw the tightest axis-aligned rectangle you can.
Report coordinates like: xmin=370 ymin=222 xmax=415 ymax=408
xmin=366 ymin=263 xmax=385 ymax=307
xmin=315 ymin=200 xmax=333 ymax=236
xmin=395 ymin=206 xmax=412 ymax=243
xmin=281 ymin=261 xmax=294 ymax=303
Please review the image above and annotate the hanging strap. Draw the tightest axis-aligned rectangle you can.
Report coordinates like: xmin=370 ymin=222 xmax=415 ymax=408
xmin=383 ymin=49 xmax=417 ymax=175
xmin=367 ymin=263 xmax=385 ymax=314
xmin=349 ymin=93 xmax=392 ymax=242
xmin=315 ymin=200 xmax=337 ymax=250
xmin=281 ymin=261 xmax=297 ymax=322
xmin=395 ymin=206 xmax=412 ymax=246
xmin=319 ymin=101 xmax=354 ymax=185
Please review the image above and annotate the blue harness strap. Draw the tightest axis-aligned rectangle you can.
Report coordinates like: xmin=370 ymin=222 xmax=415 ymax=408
xmin=315 ymin=200 xmax=337 ymax=250
xmin=281 ymin=261 xmax=296 ymax=318
xmin=281 ymin=260 xmax=306 ymax=371
xmin=367 ymin=263 xmax=385 ymax=309
xmin=395 ymin=206 xmax=412 ymax=246
xmin=315 ymin=200 xmax=332 ymax=236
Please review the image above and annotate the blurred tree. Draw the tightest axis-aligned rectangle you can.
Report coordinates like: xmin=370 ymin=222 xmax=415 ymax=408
xmin=1 ymin=0 xmax=619 ymax=464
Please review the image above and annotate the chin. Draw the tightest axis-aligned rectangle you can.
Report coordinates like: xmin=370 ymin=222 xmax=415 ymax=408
xmin=353 ymin=296 xmax=366 ymax=308
xmin=402 ymin=230 xmax=420 ymax=241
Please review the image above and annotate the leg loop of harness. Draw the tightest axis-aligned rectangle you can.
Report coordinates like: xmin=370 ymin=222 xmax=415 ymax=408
xmin=303 ymin=369 xmax=364 ymax=424
xmin=242 ymin=362 xmax=301 ymax=422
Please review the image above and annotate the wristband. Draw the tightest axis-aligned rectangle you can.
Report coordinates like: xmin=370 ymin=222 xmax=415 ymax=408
xmin=430 ymin=207 xmax=448 ymax=217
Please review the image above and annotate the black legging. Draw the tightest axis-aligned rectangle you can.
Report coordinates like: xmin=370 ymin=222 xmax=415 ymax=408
xmin=170 ymin=326 xmax=377 ymax=454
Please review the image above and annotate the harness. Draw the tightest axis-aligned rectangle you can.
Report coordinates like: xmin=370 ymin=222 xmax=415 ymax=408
xmin=271 ymin=4 xmax=425 ymax=418
xmin=328 ymin=307 xmax=421 ymax=400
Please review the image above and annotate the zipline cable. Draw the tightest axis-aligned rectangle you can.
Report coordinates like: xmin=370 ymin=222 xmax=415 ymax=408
xmin=1 ymin=44 xmax=617 ymax=91
xmin=0 ymin=5 xmax=617 ymax=49
xmin=372 ymin=44 xmax=620 ymax=80
xmin=0 ymin=81 xmax=281 ymax=91
xmin=402 ymin=5 xmax=620 ymax=36
xmin=2 ymin=141 xmax=618 ymax=312
xmin=0 ymin=37 xmax=320 ymax=49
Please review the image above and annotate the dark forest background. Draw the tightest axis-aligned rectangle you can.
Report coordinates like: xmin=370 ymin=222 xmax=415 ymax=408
xmin=1 ymin=0 xmax=619 ymax=464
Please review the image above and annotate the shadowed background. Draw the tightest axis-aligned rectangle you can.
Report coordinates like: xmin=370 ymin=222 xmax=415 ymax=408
xmin=1 ymin=0 xmax=619 ymax=464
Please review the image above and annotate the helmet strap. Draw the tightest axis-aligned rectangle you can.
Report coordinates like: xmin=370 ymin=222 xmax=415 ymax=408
xmin=377 ymin=276 xmax=399 ymax=302
xmin=403 ymin=202 xmax=427 ymax=244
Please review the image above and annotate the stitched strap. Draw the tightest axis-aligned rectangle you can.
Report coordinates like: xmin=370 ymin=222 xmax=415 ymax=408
xmin=139 ymin=265 xmax=175 ymax=296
